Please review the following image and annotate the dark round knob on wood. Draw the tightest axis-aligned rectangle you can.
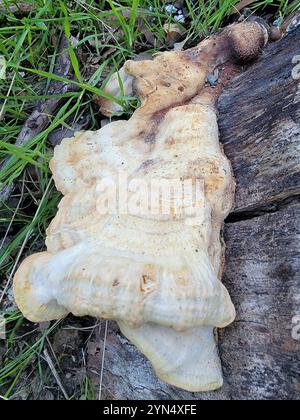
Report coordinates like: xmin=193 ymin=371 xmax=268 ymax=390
xmin=228 ymin=22 xmax=268 ymax=63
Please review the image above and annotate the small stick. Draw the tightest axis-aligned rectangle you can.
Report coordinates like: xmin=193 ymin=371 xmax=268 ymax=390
xmin=0 ymin=72 xmax=17 ymax=121
xmin=14 ymin=36 xmax=78 ymax=148
xmin=0 ymin=174 xmax=25 ymax=251
xmin=43 ymin=348 xmax=69 ymax=400
xmin=98 ymin=320 xmax=108 ymax=401
xmin=0 ymin=178 xmax=52 ymax=304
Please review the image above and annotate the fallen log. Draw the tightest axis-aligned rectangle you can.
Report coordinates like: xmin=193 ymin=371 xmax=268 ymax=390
xmin=94 ymin=28 xmax=300 ymax=400
xmin=219 ymin=28 xmax=300 ymax=212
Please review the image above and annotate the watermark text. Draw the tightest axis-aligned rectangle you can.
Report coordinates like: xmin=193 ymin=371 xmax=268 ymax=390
xmin=0 ymin=56 xmax=6 ymax=80
xmin=0 ymin=315 xmax=5 ymax=339
xmin=94 ymin=173 xmax=207 ymax=226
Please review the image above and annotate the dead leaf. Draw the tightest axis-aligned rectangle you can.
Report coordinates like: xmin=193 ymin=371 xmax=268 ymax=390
xmin=163 ymin=23 xmax=184 ymax=48
xmin=141 ymin=29 xmax=156 ymax=46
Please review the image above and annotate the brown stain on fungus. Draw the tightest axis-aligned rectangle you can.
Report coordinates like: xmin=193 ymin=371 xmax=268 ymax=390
xmin=140 ymin=274 xmax=156 ymax=293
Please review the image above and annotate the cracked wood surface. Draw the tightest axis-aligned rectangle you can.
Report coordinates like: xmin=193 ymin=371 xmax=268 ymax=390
xmin=218 ymin=28 xmax=300 ymax=213
xmin=94 ymin=29 xmax=300 ymax=400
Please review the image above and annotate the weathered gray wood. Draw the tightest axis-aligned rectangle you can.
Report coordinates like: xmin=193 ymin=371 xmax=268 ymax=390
xmin=219 ymin=202 xmax=300 ymax=400
xmin=89 ymin=30 xmax=300 ymax=400
xmin=218 ymin=28 xmax=300 ymax=213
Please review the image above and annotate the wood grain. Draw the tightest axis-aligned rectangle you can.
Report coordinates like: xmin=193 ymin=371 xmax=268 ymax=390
xmin=218 ymin=28 xmax=300 ymax=213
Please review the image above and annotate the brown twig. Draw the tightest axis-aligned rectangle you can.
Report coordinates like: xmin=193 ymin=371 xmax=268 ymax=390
xmin=15 ymin=36 xmax=79 ymax=147
xmin=0 ymin=35 xmax=80 ymax=205
xmin=43 ymin=349 xmax=69 ymax=400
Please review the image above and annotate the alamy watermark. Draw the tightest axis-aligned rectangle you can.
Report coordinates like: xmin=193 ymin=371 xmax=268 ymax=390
xmin=292 ymin=55 xmax=300 ymax=80
xmin=291 ymin=293 xmax=300 ymax=341
xmin=0 ymin=315 xmax=5 ymax=340
xmin=0 ymin=56 xmax=6 ymax=80
xmin=292 ymin=55 xmax=300 ymax=101
xmin=292 ymin=315 xmax=300 ymax=341
xmin=290 ymin=57 xmax=300 ymax=340
xmin=93 ymin=173 xmax=206 ymax=226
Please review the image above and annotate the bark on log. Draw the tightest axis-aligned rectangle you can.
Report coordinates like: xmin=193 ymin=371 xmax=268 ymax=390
xmin=90 ymin=29 xmax=300 ymax=400
xmin=218 ymin=28 xmax=300 ymax=213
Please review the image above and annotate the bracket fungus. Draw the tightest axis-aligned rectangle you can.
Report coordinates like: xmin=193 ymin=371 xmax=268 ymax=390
xmin=14 ymin=22 xmax=268 ymax=392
